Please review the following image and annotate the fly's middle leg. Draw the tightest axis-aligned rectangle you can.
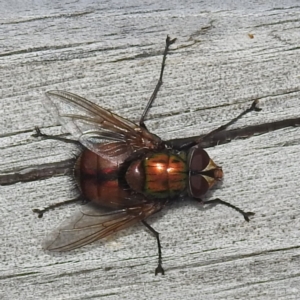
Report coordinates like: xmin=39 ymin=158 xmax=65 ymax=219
xmin=139 ymin=36 xmax=177 ymax=129
xmin=142 ymin=220 xmax=165 ymax=275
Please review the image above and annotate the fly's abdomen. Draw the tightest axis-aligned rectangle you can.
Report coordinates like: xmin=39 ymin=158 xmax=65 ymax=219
xmin=126 ymin=152 xmax=187 ymax=198
xmin=74 ymin=149 xmax=131 ymax=208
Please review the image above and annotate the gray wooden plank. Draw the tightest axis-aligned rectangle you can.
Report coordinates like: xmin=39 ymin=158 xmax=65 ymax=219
xmin=1 ymin=1 xmax=300 ymax=299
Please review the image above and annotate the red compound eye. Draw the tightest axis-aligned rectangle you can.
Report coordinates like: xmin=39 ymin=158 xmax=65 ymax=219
xmin=189 ymin=147 xmax=210 ymax=171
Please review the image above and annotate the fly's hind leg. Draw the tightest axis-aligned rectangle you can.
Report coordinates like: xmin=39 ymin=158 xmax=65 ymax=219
xmin=33 ymin=127 xmax=80 ymax=145
xmin=195 ymin=198 xmax=255 ymax=222
xmin=33 ymin=196 xmax=87 ymax=218
xmin=32 ymin=127 xmax=83 ymax=218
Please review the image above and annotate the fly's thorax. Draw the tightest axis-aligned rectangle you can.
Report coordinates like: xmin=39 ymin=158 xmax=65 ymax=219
xmin=187 ymin=146 xmax=223 ymax=198
xmin=125 ymin=151 xmax=188 ymax=199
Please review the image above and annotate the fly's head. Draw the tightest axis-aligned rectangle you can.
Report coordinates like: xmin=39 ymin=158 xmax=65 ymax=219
xmin=187 ymin=145 xmax=223 ymax=198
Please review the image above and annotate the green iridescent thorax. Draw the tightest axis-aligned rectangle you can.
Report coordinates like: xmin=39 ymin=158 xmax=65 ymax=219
xmin=143 ymin=151 xmax=188 ymax=198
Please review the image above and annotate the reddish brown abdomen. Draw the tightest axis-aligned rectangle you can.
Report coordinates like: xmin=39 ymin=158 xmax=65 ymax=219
xmin=75 ymin=148 xmax=131 ymax=209
xmin=126 ymin=152 xmax=187 ymax=198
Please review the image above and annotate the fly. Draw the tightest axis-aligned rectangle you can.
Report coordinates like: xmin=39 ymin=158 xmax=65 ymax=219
xmin=33 ymin=36 xmax=262 ymax=275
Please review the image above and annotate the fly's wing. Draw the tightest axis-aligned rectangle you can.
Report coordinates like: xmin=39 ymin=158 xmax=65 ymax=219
xmin=45 ymin=90 xmax=162 ymax=157
xmin=43 ymin=202 xmax=164 ymax=252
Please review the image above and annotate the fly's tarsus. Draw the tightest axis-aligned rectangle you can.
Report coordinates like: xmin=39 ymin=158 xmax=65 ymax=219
xmin=33 ymin=197 xmax=81 ymax=218
xmin=32 ymin=127 xmax=79 ymax=145
xmin=201 ymin=198 xmax=255 ymax=222
xmin=142 ymin=220 xmax=165 ymax=275
xmin=139 ymin=36 xmax=177 ymax=128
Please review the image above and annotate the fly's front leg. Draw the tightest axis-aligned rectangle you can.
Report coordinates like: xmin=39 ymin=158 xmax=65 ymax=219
xmin=142 ymin=220 xmax=165 ymax=275
xmin=194 ymin=198 xmax=255 ymax=222
xmin=33 ymin=127 xmax=80 ymax=145
xmin=165 ymin=100 xmax=262 ymax=150
xmin=200 ymin=100 xmax=262 ymax=144
xmin=139 ymin=36 xmax=177 ymax=129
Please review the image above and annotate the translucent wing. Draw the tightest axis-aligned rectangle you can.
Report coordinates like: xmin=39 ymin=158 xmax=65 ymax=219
xmin=45 ymin=90 xmax=162 ymax=157
xmin=43 ymin=202 xmax=164 ymax=252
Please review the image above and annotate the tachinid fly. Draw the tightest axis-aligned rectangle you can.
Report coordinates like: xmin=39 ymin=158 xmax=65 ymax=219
xmin=34 ymin=36 xmax=260 ymax=275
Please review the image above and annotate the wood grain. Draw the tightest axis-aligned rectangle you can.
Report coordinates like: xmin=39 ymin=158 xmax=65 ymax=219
xmin=1 ymin=1 xmax=300 ymax=299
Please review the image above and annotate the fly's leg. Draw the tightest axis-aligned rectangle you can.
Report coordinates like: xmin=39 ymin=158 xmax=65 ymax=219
xmin=33 ymin=196 xmax=87 ymax=218
xmin=32 ymin=127 xmax=83 ymax=217
xmin=139 ymin=36 xmax=177 ymax=129
xmin=142 ymin=220 xmax=165 ymax=275
xmin=200 ymin=100 xmax=262 ymax=143
xmin=33 ymin=127 xmax=80 ymax=145
xmin=195 ymin=198 xmax=255 ymax=222
xmin=174 ymin=100 xmax=262 ymax=150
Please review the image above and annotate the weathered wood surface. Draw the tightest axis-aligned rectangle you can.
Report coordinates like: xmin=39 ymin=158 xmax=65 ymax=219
xmin=1 ymin=1 xmax=300 ymax=299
